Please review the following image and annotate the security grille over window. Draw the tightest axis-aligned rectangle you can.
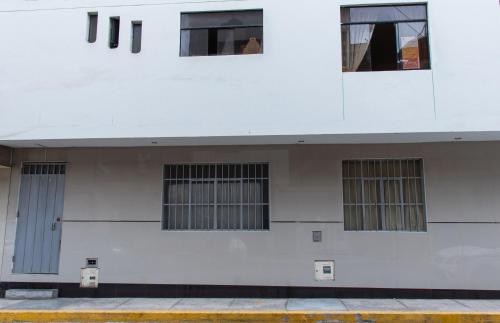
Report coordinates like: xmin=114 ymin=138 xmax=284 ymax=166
xmin=162 ymin=163 xmax=269 ymax=230
xmin=22 ymin=163 xmax=66 ymax=175
xmin=342 ymin=159 xmax=426 ymax=232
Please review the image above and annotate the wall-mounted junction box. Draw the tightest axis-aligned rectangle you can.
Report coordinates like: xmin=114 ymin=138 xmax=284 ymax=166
xmin=314 ymin=260 xmax=335 ymax=281
xmin=80 ymin=267 xmax=99 ymax=288
xmin=80 ymin=258 xmax=99 ymax=288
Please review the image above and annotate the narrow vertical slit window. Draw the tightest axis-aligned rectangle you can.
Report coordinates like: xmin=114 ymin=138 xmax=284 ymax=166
xmin=109 ymin=17 xmax=120 ymax=48
xmin=87 ymin=13 xmax=98 ymax=43
xmin=131 ymin=21 xmax=142 ymax=53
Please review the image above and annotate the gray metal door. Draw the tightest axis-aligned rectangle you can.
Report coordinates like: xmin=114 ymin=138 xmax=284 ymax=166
xmin=13 ymin=163 xmax=66 ymax=274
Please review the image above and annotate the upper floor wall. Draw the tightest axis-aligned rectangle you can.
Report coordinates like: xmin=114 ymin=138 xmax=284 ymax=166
xmin=1 ymin=0 xmax=500 ymax=147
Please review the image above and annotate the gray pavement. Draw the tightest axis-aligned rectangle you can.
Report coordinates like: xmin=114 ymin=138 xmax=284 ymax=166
xmin=0 ymin=297 xmax=499 ymax=312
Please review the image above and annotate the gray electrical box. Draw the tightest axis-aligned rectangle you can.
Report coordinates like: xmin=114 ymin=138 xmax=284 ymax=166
xmin=81 ymin=258 xmax=99 ymax=288
xmin=312 ymin=231 xmax=322 ymax=242
xmin=314 ymin=260 xmax=335 ymax=281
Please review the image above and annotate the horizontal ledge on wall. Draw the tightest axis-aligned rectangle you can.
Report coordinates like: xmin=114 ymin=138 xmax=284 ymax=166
xmin=62 ymin=220 xmax=161 ymax=223
xmin=428 ymin=222 xmax=500 ymax=224
xmin=271 ymin=221 xmax=343 ymax=224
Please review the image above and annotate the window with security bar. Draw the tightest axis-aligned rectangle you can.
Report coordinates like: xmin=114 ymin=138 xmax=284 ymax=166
xmin=162 ymin=163 xmax=269 ymax=230
xmin=342 ymin=159 xmax=426 ymax=232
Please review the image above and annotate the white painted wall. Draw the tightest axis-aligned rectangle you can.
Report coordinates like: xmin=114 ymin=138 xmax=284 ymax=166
xmin=1 ymin=0 xmax=500 ymax=147
xmin=1 ymin=143 xmax=499 ymax=289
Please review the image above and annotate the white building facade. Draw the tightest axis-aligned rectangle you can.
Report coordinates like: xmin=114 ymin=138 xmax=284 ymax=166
xmin=0 ymin=0 xmax=499 ymax=296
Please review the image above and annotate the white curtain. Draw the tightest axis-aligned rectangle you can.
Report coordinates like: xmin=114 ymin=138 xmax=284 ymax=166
xmin=218 ymin=29 xmax=235 ymax=55
xmin=343 ymin=8 xmax=381 ymax=72
xmin=345 ymin=24 xmax=375 ymax=72
xmin=180 ymin=30 xmax=191 ymax=56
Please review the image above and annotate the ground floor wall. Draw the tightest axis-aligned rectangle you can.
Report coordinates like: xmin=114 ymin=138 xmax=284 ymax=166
xmin=0 ymin=167 xmax=10 ymax=280
xmin=0 ymin=143 xmax=499 ymax=291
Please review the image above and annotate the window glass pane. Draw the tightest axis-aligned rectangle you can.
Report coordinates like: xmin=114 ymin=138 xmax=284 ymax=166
xmin=344 ymin=205 xmax=364 ymax=231
xmin=235 ymin=27 xmax=263 ymax=54
xmin=363 ymin=180 xmax=380 ymax=204
xmin=342 ymin=24 xmax=374 ymax=72
xmin=364 ymin=205 xmax=381 ymax=230
xmin=403 ymin=178 xmax=424 ymax=204
xmin=181 ymin=10 xmax=263 ymax=29
xmin=341 ymin=5 xmax=427 ymax=24
xmin=398 ymin=22 xmax=429 ymax=70
xmin=180 ymin=29 xmax=208 ymax=56
xmin=343 ymin=179 xmax=362 ymax=204
xmin=217 ymin=29 xmax=235 ymax=55
xmin=384 ymin=206 xmax=402 ymax=231
xmin=131 ymin=21 xmax=142 ymax=53
xmin=218 ymin=27 xmax=263 ymax=55
xmin=109 ymin=17 xmax=120 ymax=48
xmin=384 ymin=180 xmax=401 ymax=204
xmin=87 ymin=13 xmax=98 ymax=43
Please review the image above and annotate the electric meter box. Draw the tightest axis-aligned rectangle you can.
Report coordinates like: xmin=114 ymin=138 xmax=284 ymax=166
xmin=314 ymin=260 xmax=335 ymax=281
xmin=80 ymin=267 xmax=99 ymax=288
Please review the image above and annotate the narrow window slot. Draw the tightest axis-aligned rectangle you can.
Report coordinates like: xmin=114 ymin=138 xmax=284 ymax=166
xmin=131 ymin=21 xmax=142 ymax=53
xmin=87 ymin=13 xmax=98 ymax=43
xmin=109 ymin=17 xmax=120 ymax=48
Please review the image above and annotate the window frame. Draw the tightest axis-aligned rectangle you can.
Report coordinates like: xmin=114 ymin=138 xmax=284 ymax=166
xmin=109 ymin=16 xmax=120 ymax=49
xmin=341 ymin=158 xmax=428 ymax=232
xmin=161 ymin=162 xmax=271 ymax=232
xmin=341 ymin=3 xmax=431 ymax=72
xmin=131 ymin=20 xmax=142 ymax=54
xmin=87 ymin=12 xmax=98 ymax=43
xmin=179 ymin=9 xmax=264 ymax=57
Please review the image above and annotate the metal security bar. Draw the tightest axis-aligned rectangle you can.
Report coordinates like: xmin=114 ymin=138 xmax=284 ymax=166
xmin=342 ymin=159 xmax=426 ymax=232
xmin=22 ymin=163 xmax=66 ymax=175
xmin=162 ymin=163 xmax=269 ymax=231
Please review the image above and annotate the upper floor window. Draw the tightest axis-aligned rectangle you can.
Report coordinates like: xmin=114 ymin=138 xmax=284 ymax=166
xmin=180 ymin=10 xmax=263 ymax=57
xmin=342 ymin=159 xmax=427 ymax=232
xmin=341 ymin=5 xmax=430 ymax=72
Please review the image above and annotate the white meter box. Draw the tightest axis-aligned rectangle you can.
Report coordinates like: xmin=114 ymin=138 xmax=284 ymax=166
xmin=314 ymin=261 xmax=335 ymax=281
xmin=80 ymin=267 xmax=99 ymax=288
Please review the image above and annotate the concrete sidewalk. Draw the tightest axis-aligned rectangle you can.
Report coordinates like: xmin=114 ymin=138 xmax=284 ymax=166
xmin=0 ymin=297 xmax=499 ymax=322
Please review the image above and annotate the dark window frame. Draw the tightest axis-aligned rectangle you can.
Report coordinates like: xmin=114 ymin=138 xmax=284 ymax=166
xmin=87 ymin=12 xmax=98 ymax=43
xmin=131 ymin=20 xmax=142 ymax=54
xmin=341 ymin=3 xmax=431 ymax=72
xmin=162 ymin=163 xmax=271 ymax=231
xmin=109 ymin=16 xmax=120 ymax=49
xmin=342 ymin=159 xmax=427 ymax=232
xmin=179 ymin=9 xmax=264 ymax=57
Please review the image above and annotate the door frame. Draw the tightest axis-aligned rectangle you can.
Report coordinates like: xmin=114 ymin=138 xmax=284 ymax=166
xmin=12 ymin=161 xmax=67 ymax=274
